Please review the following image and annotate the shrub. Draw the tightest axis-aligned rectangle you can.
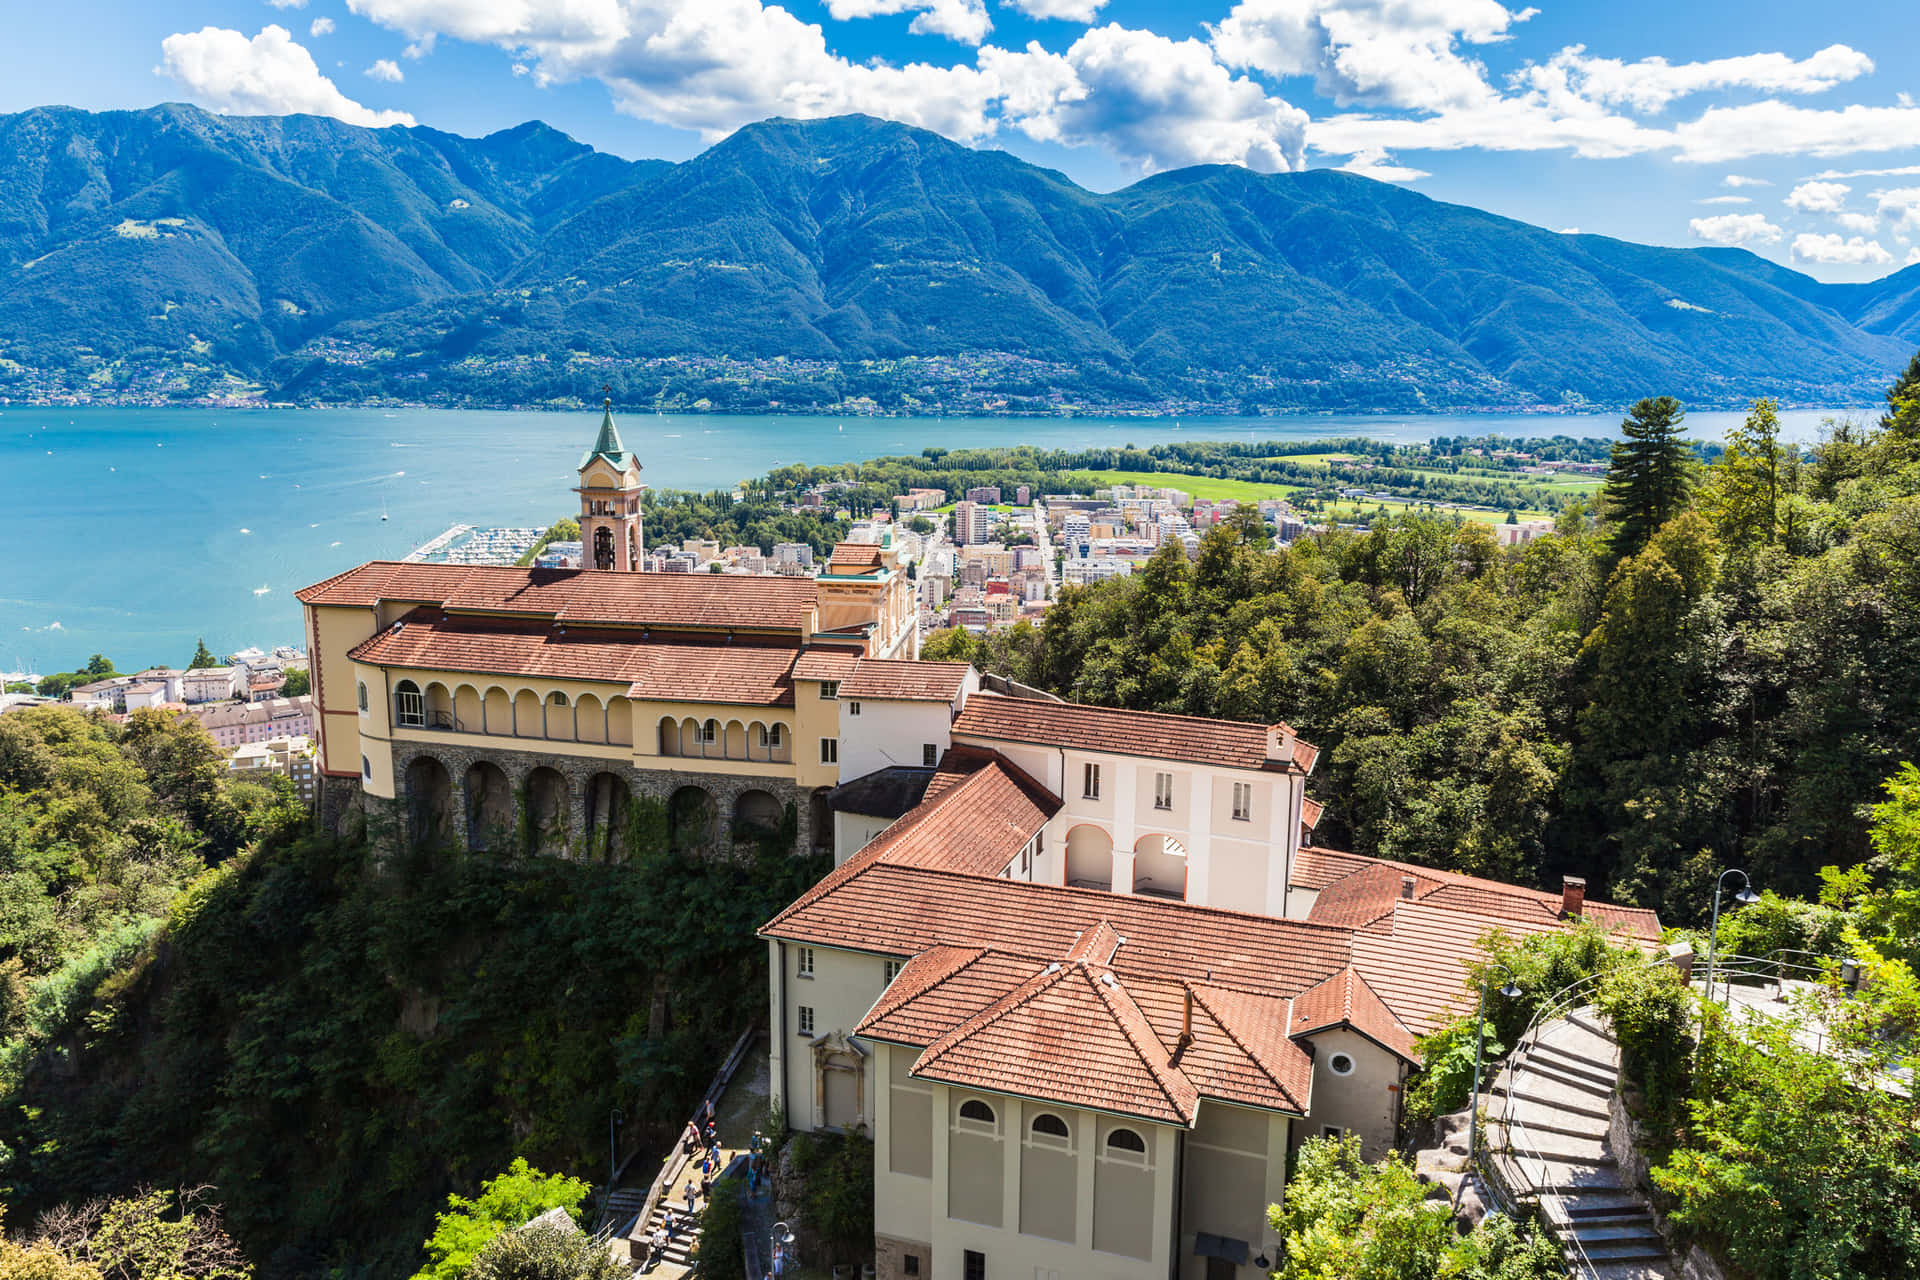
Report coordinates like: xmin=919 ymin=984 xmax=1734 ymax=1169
xmin=413 ymin=1159 xmax=591 ymax=1280
xmin=690 ymin=1174 xmax=744 ymax=1278
xmin=465 ymin=1222 xmax=626 ymax=1280
xmin=1596 ymin=963 xmax=1695 ymax=1147
xmin=1403 ymin=1014 xmax=1499 ymax=1125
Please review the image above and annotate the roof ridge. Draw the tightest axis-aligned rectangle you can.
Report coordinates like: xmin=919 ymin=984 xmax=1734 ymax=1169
xmin=1187 ymin=982 xmax=1306 ymax=1112
xmin=1085 ymin=967 xmax=1198 ymax=1123
xmin=913 ymin=961 xmax=1070 ymax=1068
xmin=1345 ymin=966 xmax=1417 ymax=1045
xmin=862 ymin=945 xmax=988 ymax=1027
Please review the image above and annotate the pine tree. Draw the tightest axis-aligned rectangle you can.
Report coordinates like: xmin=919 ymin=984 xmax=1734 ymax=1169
xmin=188 ymin=637 xmax=218 ymax=670
xmin=1602 ymin=395 xmax=1694 ymax=560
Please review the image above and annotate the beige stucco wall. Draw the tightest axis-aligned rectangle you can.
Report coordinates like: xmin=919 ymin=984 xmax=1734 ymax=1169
xmin=775 ymin=942 xmax=896 ymax=1133
xmin=1178 ymin=1101 xmax=1289 ymax=1280
xmin=1294 ymin=1029 xmax=1405 ymax=1161
xmin=792 ymin=677 xmax=846 ymax=788
xmin=309 ymin=605 xmax=377 ymax=776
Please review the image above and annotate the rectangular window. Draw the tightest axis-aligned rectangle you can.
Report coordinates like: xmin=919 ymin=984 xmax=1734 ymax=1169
xmin=396 ymin=687 xmax=424 ymax=727
xmin=923 ymin=743 xmax=938 ymax=767
xmin=964 ymin=1251 xmax=986 ymax=1280
xmin=819 ymin=680 xmax=840 ymax=699
xmin=1323 ymin=1125 xmax=1343 ymax=1140
xmin=848 ymin=701 xmax=862 ymax=716
xmin=700 ymin=720 xmax=718 ymax=744
xmin=1154 ymin=771 xmax=1174 ymax=810
xmin=356 ymin=682 xmax=368 ymax=712
xmin=1083 ymin=762 xmax=1101 ymax=799
xmin=903 ymin=1257 xmax=920 ymax=1278
xmin=883 ymin=960 xmax=903 ymax=984
xmin=798 ymin=1005 xmax=815 ymax=1035
xmin=820 ymin=737 xmax=839 ymax=764
xmin=797 ymin=947 xmax=815 ymax=977
xmin=1021 ymin=844 xmax=1031 ymax=876
xmin=1233 ymin=782 xmax=1253 ymax=822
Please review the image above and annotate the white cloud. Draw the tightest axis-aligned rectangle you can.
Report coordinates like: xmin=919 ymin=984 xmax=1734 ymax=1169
xmin=1336 ymin=146 xmax=1429 ymax=182
xmin=1908 ymin=245 xmax=1920 ymax=265
xmin=1873 ymin=187 xmax=1920 ymax=235
xmin=1672 ymin=101 xmax=1920 ymax=164
xmin=309 ymin=17 xmax=335 ymax=36
xmin=1902 ymin=92 xmax=1916 ymax=109
xmin=158 ymin=25 xmax=415 ymax=127
xmin=1688 ymin=212 xmax=1782 ymax=246
xmin=1722 ymin=174 xmax=1769 ymax=187
xmin=1791 ymin=232 xmax=1891 ymax=264
xmin=1835 ymin=211 xmax=1879 ymax=233
xmin=511 ymin=61 xmax=529 ymax=76
xmin=1813 ymin=163 xmax=1920 ymax=180
xmin=1557 ymin=226 xmax=1579 ymax=234
xmin=1002 ymin=0 xmax=1106 ymax=21
xmin=268 ymin=0 xmax=306 ymax=8
xmin=1696 ymin=195 xmax=1749 ymax=205
xmin=1785 ymin=180 xmax=1848 ymax=212
xmin=366 ymin=58 xmax=404 ymax=82
xmin=1532 ymin=43 xmax=1871 ymax=114
xmin=403 ymin=35 xmax=435 ymax=58
xmin=825 ymin=0 xmax=990 ymax=45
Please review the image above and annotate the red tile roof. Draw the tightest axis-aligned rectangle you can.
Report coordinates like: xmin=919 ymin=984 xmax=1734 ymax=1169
xmin=1304 ymin=858 xmax=1661 ymax=941
xmin=792 ymin=649 xmax=862 ymax=682
xmin=1300 ymin=797 xmax=1325 ymax=832
xmin=826 ymin=543 xmax=887 ymax=574
xmin=344 ymin=609 xmax=798 ymax=705
xmin=1349 ymin=901 xmax=1566 ymax=1035
xmin=1290 ymin=847 xmax=1379 ymax=893
xmin=841 ymin=659 xmax=970 ymax=703
xmin=1289 ymin=966 xmax=1420 ymax=1062
xmin=299 ymin=562 xmax=817 ymax=631
xmin=951 ymin=691 xmax=1317 ymax=774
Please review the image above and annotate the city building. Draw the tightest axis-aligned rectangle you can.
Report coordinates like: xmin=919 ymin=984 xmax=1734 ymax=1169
xmin=192 ymin=696 xmax=316 ymax=749
xmin=226 ymin=735 xmax=318 ymax=807
xmin=964 ymin=486 xmax=1002 ymax=505
xmin=1495 ymin=519 xmax=1557 ymax=547
xmin=182 ymin=666 xmax=244 ymax=704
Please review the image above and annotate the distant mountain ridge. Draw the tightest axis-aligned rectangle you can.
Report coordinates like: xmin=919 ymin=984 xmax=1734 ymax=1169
xmin=1 ymin=104 xmax=1915 ymax=411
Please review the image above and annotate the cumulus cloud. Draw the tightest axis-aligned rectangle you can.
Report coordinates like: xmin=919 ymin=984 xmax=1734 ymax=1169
xmin=1532 ymin=43 xmax=1871 ymax=114
xmin=1689 ymin=212 xmax=1782 ymax=245
xmin=1672 ymin=101 xmax=1920 ymax=164
xmin=268 ymin=0 xmax=306 ymax=8
xmin=366 ymin=58 xmax=404 ymax=82
xmin=1873 ymin=187 xmax=1920 ymax=235
xmin=1002 ymin=0 xmax=1106 ymax=20
xmin=1785 ymin=180 xmax=1848 ymax=212
xmin=309 ymin=17 xmax=335 ymax=36
xmin=1834 ymin=211 xmax=1879 ymax=233
xmin=1336 ymin=146 xmax=1429 ymax=182
xmin=826 ymin=0 xmax=991 ymax=45
xmin=1696 ymin=195 xmax=1750 ymax=205
xmin=1909 ymin=245 xmax=1920 ymax=265
xmin=1723 ymin=174 xmax=1769 ymax=187
xmin=1791 ymin=232 xmax=1891 ymax=264
xmin=158 ymin=25 xmax=415 ymax=127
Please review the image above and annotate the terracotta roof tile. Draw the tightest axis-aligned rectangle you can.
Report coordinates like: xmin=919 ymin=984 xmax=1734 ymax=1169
xmin=826 ymin=543 xmax=887 ymax=573
xmin=1289 ymin=967 xmax=1419 ymax=1062
xmin=299 ymin=561 xmax=817 ymax=631
xmin=1349 ymin=901 xmax=1566 ymax=1035
xmin=1305 ymin=857 xmax=1662 ymax=942
xmin=951 ymin=691 xmax=1314 ymax=774
xmin=842 ymin=659 xmax=970 ymax=703
xmin=1290 ymin=847 xmax=1380 ymax=893
xmin=1182 ymin=983 xmax=1315 ymax=1110
xmin=1300 ymin=797 xmax=1325 ymax=832
xmin=793 ymin=649 xmax=862 ymax=682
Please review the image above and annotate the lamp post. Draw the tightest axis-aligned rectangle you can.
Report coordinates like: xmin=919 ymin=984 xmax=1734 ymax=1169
xmin=1468 ymin=966 xmax=1522 ymax=1158
xmin=1704 ymin=869 xmax=1760 ymax=1003
xmin=769 ymin=1220 xmax=795 ymax=1279
xmin=609 ymin=1107 xmax=624 ymax=1192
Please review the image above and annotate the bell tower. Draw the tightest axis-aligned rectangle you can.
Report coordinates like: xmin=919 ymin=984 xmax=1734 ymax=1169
xmin=576 ymin=393 xmax=645 ymax=572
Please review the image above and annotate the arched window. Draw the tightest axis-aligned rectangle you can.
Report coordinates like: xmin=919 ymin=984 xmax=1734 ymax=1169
xmin=361 ymin=755 xmax=372 ymax=781
xmin=1105 ymin=1128 xmax=1146 ymax=1154
xmin=395 ymin=679 xmax=424 ymax=727
xmin=357 ymin=682 xmax=368 ymax=713
xmin=548 ymin=691 xmax=569 ymax=706
xmin=759 ymin=723 xmax=785 ymax=748
xmin=702 ymin=719 xmax=719 ymax=745
xmin=1031 ymin=1113 xmax=1070 ymax=1140
xmin=958 ymin=1099 xmax=996 ymax=1125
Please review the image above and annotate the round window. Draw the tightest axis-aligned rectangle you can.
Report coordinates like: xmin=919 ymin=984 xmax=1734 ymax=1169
xmin=1328 ymin=1052 xmax=1356 ymax=1077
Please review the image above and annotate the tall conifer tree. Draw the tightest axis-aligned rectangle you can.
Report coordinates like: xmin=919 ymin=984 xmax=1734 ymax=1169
xmin=1602 ymin=395 xmax=1694 ymax=559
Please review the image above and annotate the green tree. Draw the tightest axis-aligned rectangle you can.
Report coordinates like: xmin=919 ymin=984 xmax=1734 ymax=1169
xmin=413 ymin=1159 xmax=591 ymax=1280
xmin=1700 ymin=398 xmax=1785 ymax=550
xmin=186 ymin=640 xmax=218 ymax=671
xmin=4 ymin=681 xmax=32 ymax=694
xmin=463 ymin=1221 xmax=625 ymax=1280
xmin=1602 ymin=396 xmax=1696 ymax=560
xmin=83 ymin=656 xmax=115 ymax=678
xmin=279 ymin=669 xmax=310 ymax=698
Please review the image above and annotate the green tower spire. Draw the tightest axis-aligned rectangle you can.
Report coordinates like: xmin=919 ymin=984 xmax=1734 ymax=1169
xmin=578 ymin=391 xmax=636 ymax=472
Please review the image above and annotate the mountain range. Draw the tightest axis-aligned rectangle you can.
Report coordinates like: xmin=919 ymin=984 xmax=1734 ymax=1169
xmin=2 ymin=103 xmax=1916 ymax=412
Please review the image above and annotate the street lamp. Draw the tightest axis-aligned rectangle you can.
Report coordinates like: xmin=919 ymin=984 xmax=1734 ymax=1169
xmin=1468 ymin=966 xmax=1523 ymax=1158
xmin=768 ymin=1221 xmax=795 ymax=1279
xmin=609 ymin=1107 xmax=624 ymax=1193
xmin=1704 ymin=869 xmax=1760 ymax=1002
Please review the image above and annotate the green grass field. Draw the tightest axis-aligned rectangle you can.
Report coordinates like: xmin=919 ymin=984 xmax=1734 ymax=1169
xmin=1073 ymin=469 xmax=1302 ymax=502
xmin=1313 ymin=497 xmax=1551 ymax=525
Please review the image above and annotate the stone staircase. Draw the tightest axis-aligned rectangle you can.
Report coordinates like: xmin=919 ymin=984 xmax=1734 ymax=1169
xmin=1486 ymin=1007 xmax=1671 ymax=1280
xmin=632 ymin=1195 xmax=703 ymax=1273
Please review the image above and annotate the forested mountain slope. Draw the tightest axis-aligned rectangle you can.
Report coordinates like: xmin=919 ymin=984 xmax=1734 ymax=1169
xmin=0 ymin=106 xmax=1913 ymax=409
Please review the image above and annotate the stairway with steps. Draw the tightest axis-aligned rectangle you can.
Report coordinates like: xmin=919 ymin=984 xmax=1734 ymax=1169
xmin=1486 ymin=1007 xmax=1672 ymax=1280
xmin=633 ymin=1196 xmax=703 ymax=1272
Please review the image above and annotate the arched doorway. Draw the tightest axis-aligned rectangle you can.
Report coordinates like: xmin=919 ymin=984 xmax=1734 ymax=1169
xmin=526 ymin=767 xmax=570 ymax=856
xmin=404 ymin=756 xmax=452 ymax=850
xmin=465 ymin=761 xmax=512 ymax=852
xmin=1065 ymin=825 xmax=1115 ymax=890
xmin=668 ymin=785 xmax=718 ymax=856
xmin=732 ymin=789 xmax=784 ymax=844
xmin=1132 ymin=833 xmax=1189 ymax=901
xmin=585 ymin=772 xmax=632 ymax=862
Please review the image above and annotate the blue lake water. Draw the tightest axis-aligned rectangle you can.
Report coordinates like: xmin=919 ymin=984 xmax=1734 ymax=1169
xmin=0 ymin=403 xmax=1868 ymax=675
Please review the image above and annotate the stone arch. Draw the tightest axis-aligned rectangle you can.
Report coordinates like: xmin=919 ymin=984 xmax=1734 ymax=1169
xmin=808 ymin=787 xmax=834 ymax=854
xmin=1131 ymin=833 xmax=1188 ymax=901
xmin=513 ymin=689 xmax=542 ymax=738
xmin=668 ymin=785 xmax=718 ymax=856
xmin=576 ymin=693 xmax=606 ymax=744
xmin=1065 ymin=824 xmax=1115 ymax=890
xmin=525 ymin=766 xmax=570 ymax=855
xmin=724 ymin=719 xmax=748 ymax=761
xmin=404 ymin=755 xmax=453 ymax=850
xmin=483 ymin=686 xmax=511 ymax=736
xmin=732 ymin=789 xmax=784 ymax=842
xmin=584 ymin=771 xmax=632 ymax=862
xmin=659 ymin=717 xmax=683 ymax=756
xmin=608 ymin=697 xmax=633 ymax=747
xmin=465 ymin=760 xmax=513 ymax=852
xmin=423 ymin=682 xmax=453 ymax=730
xmin=454 ymin=684 xmax=483 ymax=734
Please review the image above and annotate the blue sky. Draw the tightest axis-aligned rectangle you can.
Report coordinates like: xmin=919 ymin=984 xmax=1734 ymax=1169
xmin=5 ymin=0 xmax=1919 ymax=282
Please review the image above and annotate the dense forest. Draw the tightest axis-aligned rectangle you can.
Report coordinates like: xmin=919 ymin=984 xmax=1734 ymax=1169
xmin=929 ymin=357 xmax=1920 ymax=919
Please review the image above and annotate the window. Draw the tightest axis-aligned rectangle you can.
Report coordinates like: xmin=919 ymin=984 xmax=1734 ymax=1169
xmin=883 ymin=960 xmax=903 ymax=984
xmin=361 ymin=755 xmax=372 ymax=781
xmin=759 ymin=723 xmax=785 ymax=748
xmin=1323 ymin=1125 xmax=1344 ymax=1140
xmin=1154 ymin=771 xmax=1174 ymax=810
xmin=1083 ymin=762 xmax=1101 ymax=799
xmin=797 ymin=1005 xmax=815 ymax=1035
xmin=903 ymin=1257 xmax=920 ymax=1278
xmin=1020 ymin=843 xmax=1031 ymax=876
xmin=796 ymin=947 xmax=815 ymax=977
xmin=1328 ymin=1052 xmax=1356 ymax=1077
xmin=395 ymin=680 xmax=424 ymax=727
xmin=848 ymin=700 xmax=861 ymax=716
xmin=957 ymin=1099 xmax=997 ymax=1131
xmin=821 ymin=737 xmax=839 ymax=764
xmin=819 ymin=680 xmax=841 ymax=699
xmin=357 ymin=682 xmax=368 ymax=713
xmin=923 ymin=743 xmax=938 ymax=767
xmin=1105 ymin=1128 xmax=1146 ymax=1154
xmin=548 ymin=691 xmax=568 ymax=706
xmin=701 ymin=719 xmax=719 ymax=744
xmin=1232 ymin=781 xmax=1253 ymax=822
xmin=964 ymin=1251 xmax=985 ymax=1280
xmin=1030 ymin=1113 xmax=1070 ymax=1142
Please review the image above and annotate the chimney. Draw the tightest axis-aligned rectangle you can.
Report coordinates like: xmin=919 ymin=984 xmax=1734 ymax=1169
xmin=1400 ymin=875 xmax=1417 ymax=901
xmin=1178 ymin=987 xmax=1194 ymax=1051
xmin=1562 ymin=876 xmax=1587 ymax=918
xmin=1265 ymin=723 xmax=1294 ymax=764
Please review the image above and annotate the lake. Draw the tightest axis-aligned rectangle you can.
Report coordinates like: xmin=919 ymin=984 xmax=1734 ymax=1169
xmin=0 ymin=403 xmax=1869 ymax=675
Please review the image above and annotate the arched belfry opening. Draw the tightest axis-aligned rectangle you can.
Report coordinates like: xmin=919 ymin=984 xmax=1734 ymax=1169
xmin=575 ymin=391 xmax=646 ymax=571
